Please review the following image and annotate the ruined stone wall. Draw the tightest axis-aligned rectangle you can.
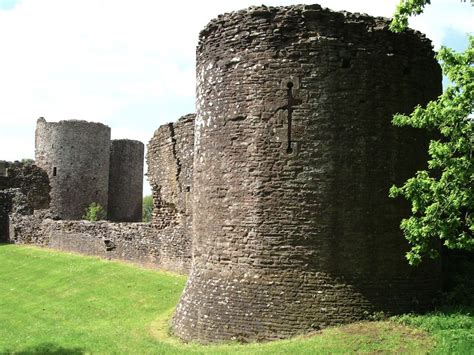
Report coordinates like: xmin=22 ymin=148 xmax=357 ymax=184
xmin=146 ymin=114 xmax=195 ymax=227
xmin=0 ymin=161 xmax=50 ymax=241
xmin=0 ymin=191 xmax=13 ymax=242
xmin=1 ymin=189 xmax=36 ymax=242
xmin=35 ymin=118 xmax=111 ymax=220
xmin=9 ymin=216 xmax=191 ymax=273
xmin=173 ymin=5 xmax=443 ymax=343
xmin=0 ymin=161 xmax=50 ymax=210
xmin=108 ymin=140 xmax=144 ymax=222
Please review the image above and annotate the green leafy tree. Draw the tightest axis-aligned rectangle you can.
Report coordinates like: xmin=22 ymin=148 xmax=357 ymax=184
xmin=142 ymin=195 xmax=153 ymax=222
xmin=83 ymin=202 xmax=106 ymax=222
xmin=389 ymin=2 xmax=473 ymax=265
xmin=390 ymin=0 xmax=432 ymax=33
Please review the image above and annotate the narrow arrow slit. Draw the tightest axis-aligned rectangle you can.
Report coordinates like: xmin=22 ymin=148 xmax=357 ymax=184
xmin=287 ymin=81 xmax=294 ymax=154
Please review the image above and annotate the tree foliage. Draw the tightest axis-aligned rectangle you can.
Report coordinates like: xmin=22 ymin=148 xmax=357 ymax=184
xmin=390 ymin=0 xmax=432 ymax=32
xmin=83 ymin=202 xmax=106 ymax=222
xmin=389 ymin=36 xmax=473 ymax=265
xmin=20 ymin=158 xmax=34 ymax=166
xmin=142 ymin=195 xmax=153 ymax=222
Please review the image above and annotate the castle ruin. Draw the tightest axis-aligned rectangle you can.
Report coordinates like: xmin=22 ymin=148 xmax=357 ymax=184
xmin=172 ymin=4 xmax=442 ymax=343
xmin=4 ymin=117 xmax=192 ymax=273
xmin=1 ymin=3 xmax=445 ymax=345
xmin=35 ymin=118 xmax=144 ymax=221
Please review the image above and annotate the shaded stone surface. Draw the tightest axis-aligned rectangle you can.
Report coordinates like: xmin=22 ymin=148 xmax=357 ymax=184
xmin=108 ymin=139 xmax=144 ymax=222
xmin=0 ymin=161 xmax=50 ymax=210
xmin=172 ymin=4 xmax=443 ymax=343
xmin=0 ymin=161 xmax=50 ymax=242
xmin=0 ymin=190 xmax=14 ymax=242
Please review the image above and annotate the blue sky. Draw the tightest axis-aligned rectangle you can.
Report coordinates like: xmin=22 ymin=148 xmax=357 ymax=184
xmin=0 ymin=0 xmax=472 ymax=195
xmin=0 ymin=0 xmax=20 ymax=10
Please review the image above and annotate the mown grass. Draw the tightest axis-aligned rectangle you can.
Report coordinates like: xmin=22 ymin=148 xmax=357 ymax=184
xmin=0 ymin=244 xmax=472 ymax=354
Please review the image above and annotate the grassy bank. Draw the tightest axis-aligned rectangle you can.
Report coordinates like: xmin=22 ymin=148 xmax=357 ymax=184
xmin=0 ymin=244 xmax=472 ymax=354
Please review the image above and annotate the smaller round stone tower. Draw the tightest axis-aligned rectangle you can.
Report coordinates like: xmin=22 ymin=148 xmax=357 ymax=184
xmin=35 ymin=118 xmax=111 ymax=220
xmin=108 ymin=139 xmax=144 ymax=222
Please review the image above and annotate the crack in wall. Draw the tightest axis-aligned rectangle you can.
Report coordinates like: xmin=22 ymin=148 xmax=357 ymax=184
xmin=168 ymin=123 xmax=182 ymax=191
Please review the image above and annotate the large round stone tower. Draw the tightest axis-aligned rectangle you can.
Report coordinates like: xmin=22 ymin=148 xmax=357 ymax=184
xmin=108 ymin=139 xmax=144 ymax=222
xmin=35 ymin=118 xmax=111 ymax=220
xmin=173 ymin=5 xmax=442 ymax=343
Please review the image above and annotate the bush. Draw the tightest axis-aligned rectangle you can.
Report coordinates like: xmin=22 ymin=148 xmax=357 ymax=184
xmin=83 ymin=202 xmax=106 ymax=221
xmin=142 ymin=195 xmax=153 ymax=222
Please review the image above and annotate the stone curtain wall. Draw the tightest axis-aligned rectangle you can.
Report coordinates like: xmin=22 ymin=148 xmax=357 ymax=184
xmin=35 ymin=118 xmax=111 ymax=220
xmin=145 ymin=114 xmax=195 ymax=275
xmin=9 ymin=216 xmax=191 ymax=274
xmin=108 ymin=140 xmax=144 ymax=222
xmin=146 ymin=114 xmax=195 ymax=227
xmin=173 ymin=5 xmax=442 ymax=342
xmin=147 ymin=114 xmax=195 ymax=239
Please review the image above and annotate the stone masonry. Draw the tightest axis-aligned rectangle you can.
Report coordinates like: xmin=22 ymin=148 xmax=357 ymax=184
xmin=172 ymin=4 xmax=443 ymax=343
xmin=108 ymin=139 xmax=144 ymax=222
xmin=9 ymin=215 xmax=190 ymax=273
xmin=0 ymin=160 xmax=50 ymax=210
xmin=35 ymin=118 xmax=111 ymax=220
xmin=147 ymin=114 xmax=195 ymax=227
xmin=146 ymin=114 xmax=195 ymax=271
xmin=3 ymin=118 xmax=192 ymax=273
xmin=0 ymin=161 xmax=50 ymax=242
xmin=2 ymin=3 xmax=447 ymax=345
xmin=35 ymin=118 xmax=144 ymax=221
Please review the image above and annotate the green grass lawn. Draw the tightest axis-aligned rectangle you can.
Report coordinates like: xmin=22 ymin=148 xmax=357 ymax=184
xmin=0 ymin=244 xmax=472 ymax=354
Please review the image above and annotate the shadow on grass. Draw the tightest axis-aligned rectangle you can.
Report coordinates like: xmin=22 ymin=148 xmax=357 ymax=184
xmin=1 ymin=343 xmax=85 ymax=354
